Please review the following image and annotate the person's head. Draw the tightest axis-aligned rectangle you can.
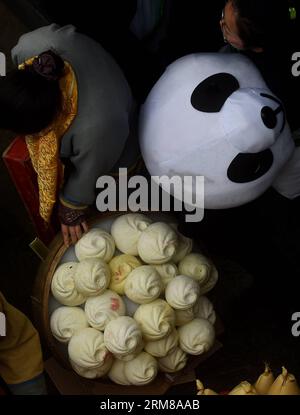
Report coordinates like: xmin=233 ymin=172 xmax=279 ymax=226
xmin=220 ymin=0 xmax=290 ymax=52
xmin=0 ymin=50 xmax=64 ymax=135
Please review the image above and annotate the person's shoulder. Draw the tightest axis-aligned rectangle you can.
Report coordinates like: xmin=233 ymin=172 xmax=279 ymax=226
xmin=219 ymin=44 xmax=237 ymax=54
xmin=17 ymin=24 xmax=77 ymax=45
xmin=11 ymin=24 xmax=80 ymax=64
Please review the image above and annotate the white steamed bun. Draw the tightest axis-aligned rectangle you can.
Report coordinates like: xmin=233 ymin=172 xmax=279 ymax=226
xmin=178 ymin=318 xmax=215 ymax=355
xmin=84 ymin=290 xmax=126 ymax=331
xmin=74 ymin=258 xmax=111 ymax=296
xmin=154 ymin=263 xmax=178 ymax=287
xmin=108 ymin=352 xmax=158 ymax=386
xmin=75 ymin=228 xmax=115 ymax=262
xmin=145 ymin=329 xmax=178 ymax=358
xmin=124 ymin=265 xmax=163 ymax=304
xmin=111 ymin=213 xmax=152 ymax=255
xmin=137 ymin=222 xmax=178 ymax=265
xmin=178 ymin=253 xmax=217 ymax=288
xmin=50 ymin=306 xmax=89 ymax=343
xmin=165 ymin=275 xmax=200 ymax=310
xmin=68 ymin=328 xmax=112 ymax=369
xmin=51 ymin=262 xmax=86 ymax=306
xmin=134 ymin=299 xmax=176 ymax=341
xmin=104 ymin=316 xmax=143 ymax=360
xmin=157 ymin=347 xmax=188 ymax=373
xmin=193 ymin=296 xmax=216 ymax=325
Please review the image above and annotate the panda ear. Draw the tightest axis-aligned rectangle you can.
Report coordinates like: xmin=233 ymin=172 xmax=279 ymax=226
xmin=191 ymin=73 xmax=240 ymax=113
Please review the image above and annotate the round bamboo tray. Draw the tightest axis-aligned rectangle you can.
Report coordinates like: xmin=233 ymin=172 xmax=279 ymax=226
xmin=32 ymin=211 xmax=222 ymax=394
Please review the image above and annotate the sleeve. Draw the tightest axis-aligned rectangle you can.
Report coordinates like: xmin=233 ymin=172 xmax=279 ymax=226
xmin=61 ymin=116 xmax=130 ymax=206
xmin=11 ymin=24 xmax=77 ymax=65
xmin=0 ymin=292 xmax=44 ymax=385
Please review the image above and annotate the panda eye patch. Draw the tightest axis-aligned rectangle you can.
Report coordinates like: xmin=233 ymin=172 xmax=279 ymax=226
xmin=260 ymin=93 xmax=286 ymax=133
xmin=191 ymin=73 xmax=239 ymax=113
xmin=261 ymin=106 xmax=278 ymax=129
xmin=227 ymin=150 xmax=274 ymax=183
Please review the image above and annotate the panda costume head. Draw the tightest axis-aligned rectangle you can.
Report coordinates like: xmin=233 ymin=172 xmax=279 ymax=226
xmin=139 ymin=53 xmax=295 ymax=209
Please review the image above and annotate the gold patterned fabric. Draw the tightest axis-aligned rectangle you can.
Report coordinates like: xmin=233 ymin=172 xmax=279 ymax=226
xmin=18 ymin=58 xmax=78 ymax=223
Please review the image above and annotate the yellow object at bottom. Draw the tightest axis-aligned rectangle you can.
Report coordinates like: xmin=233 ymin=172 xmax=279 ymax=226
xmin=0 ymin=292 xmax=43 ymax=385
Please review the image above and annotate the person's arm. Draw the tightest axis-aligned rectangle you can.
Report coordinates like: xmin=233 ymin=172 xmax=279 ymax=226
xmin=59 ymin=117 xmax=129 ymax=245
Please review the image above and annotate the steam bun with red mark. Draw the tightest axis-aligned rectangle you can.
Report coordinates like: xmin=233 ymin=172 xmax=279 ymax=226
xmin=84 ymin=290 xmax=126 ymax=331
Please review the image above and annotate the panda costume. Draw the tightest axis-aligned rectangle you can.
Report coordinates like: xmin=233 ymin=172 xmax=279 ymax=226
xmin=139 ymin=53 xmax=300 ymax=290
xmin=140 ymin=53 xmax=298 ymax=208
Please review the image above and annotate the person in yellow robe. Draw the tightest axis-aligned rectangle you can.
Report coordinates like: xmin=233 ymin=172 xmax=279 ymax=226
xmin=0 ymin=292 xmax=47 ymax=394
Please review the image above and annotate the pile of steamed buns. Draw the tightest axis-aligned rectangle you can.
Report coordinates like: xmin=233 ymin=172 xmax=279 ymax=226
xmin=50 ymin=214 xmax=218 ymax=386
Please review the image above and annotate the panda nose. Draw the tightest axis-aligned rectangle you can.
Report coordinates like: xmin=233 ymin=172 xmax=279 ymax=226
xmin=220 ymin=89 xmax=285 ymax=154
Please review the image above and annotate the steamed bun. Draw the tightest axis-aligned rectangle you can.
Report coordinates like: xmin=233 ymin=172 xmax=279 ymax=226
xmin=145 ymin=329 xmax=178 ymax=358
xmin=109 ymin=255 xmax=142 ymax=295
xmin=175 ymin=296 xmax=216 ymax=326
xmin=74 ymin=258 xmax=111 ymax=297
xmin=108 ymin=359 xmax=130 ymax=385
xmin=70 ymin=355 xmax=113 ymax=379
xmin=124 ymin=352 xmax=158 ymax=385
xmin=84 ymin=290 xmax=126 ymax=331
xmin=154 ymin=263 xmax=178 ymax=287
xmin=200 ymin=266 xmax=219 ymax=295
xmin=172 ymin=233 xmax=193 ymax=264
xmin=178 ymin=253 xmax=216 ymax=287
xmin=75 ymin=228 xmax=115 ymax=262
xmin=104 ymin=316 xmax=143 ymax=360
xmin=111 ymin=213 xmax=152 ymax=255
xmin=114 ymin=342 xmax=144 ymax=362
xmin=124 ymin=265 xmax=163 ymax=304
xmin=157 ymin=347 xmax=188 ymax=373
xmin=50 ymin=306 xmax=89 ymax=343
xmin=137 ymin=222 xmax=178 ymax=265
xmin=165 ymin=275 xmax=200 ymax=310
xmin=68 ymin=328 xmax=111 ymax=368
xmin=193 ymin=296 xmax=216 ymax=325
xmin=51 ymin=262 xmax=86 ymax=306
xmin=178 ymin=318 xmax=215 ymax=355
xmin=174 ymin=307 xmax=195 ymax=327
xmin=134 ymin=299 xmax=176 ymax=341
xmin=108 ymin=352 xmax=158 ymax=385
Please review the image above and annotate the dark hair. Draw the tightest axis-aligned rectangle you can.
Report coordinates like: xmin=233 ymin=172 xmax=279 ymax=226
xmin=0 ymin=50 xmax=64 ymax=134
xmin=230 ymin=0 xmax=290 ymax=50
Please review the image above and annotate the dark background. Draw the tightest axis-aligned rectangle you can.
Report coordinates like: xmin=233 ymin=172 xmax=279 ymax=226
xmin=2 ymin=0 xmax=228 ymax=100
xmin=0 ymin=0 xmax=300 ymax=394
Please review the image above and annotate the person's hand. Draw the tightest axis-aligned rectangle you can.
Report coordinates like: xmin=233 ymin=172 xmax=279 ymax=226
xmin=58 ymin=200 xmax=89 ymax=246
xmin=61 ymin=221 xmax=89 ymax=246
